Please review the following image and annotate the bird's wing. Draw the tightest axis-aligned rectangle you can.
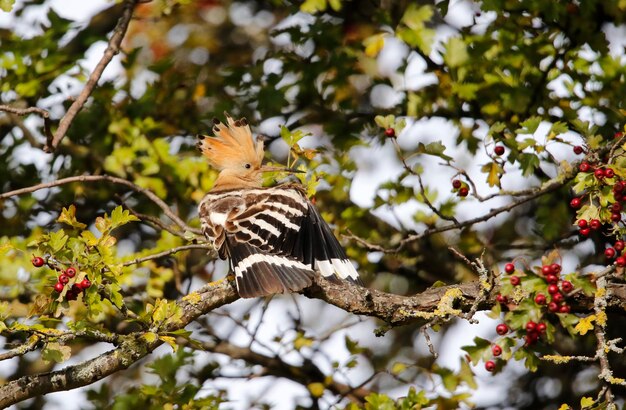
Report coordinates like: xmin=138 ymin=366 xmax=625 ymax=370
xmin=200 ymin=186 xmax=361 ymax=298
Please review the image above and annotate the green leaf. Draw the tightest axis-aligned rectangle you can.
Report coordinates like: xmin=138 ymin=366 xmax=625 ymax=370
xmin=444 ymin=37 xmax=469 ymax=68
xmin=49 ymin=229 xmax=68 ymax=252
xmin=417 ymin=142 xmax=452 ymax=161
xmin=516 ymin=116 xmax=542 ymax=135
xmin=401 ymin=4 xmax=433 ymax=30
xmin=513 ymin=348 xmax=539 ymax=372
xmin=519 ymin=153 xmax=540 ymax=176
xmin=42 ymin=342 xmax=71 ymax=363
xmin=110 ymin=206 xmax=140 ymax=230
xmin=461 ymin=336 xmax=491 ymax=364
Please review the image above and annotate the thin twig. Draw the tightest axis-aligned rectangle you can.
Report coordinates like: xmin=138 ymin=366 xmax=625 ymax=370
xmin=121 ymin=244 xmax=213 ymax=267
xmin=0 ymin=174 xmax=191 ymax=233
xmin=0 ymin=104 xmax=53 ymax=143
xmin=114 ymin=195 xmax=190 ymax=238
xmin=0 ymin=336 xmax=40 ymax=361
xmin=43 ymin=0 xmax=138 ymax=152
xmin=390 ymin=137 xmax=458 ymax=223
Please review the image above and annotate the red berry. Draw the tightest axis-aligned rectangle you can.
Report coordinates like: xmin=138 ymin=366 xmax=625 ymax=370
xmin=494 ymin=146 xmax=505 ymax=156
xmin=504 ymin=263 xmax=515 ymax=274
xmin=452 ymin=179 xmax=462 ymax=189
xmin=612 ymin=212 xmax=622 ymax=222
xmin=491 ymin=345 xmax=502 ymax=356
xmin=526 ymin=321 xmax=537 ymax=332
xmin=579 ymin=162 xmax=591 ymax=173
xmin=590 ymin=219 xmax=601 ymax=230
xmin=579 ymin=228 xmax=591 ymax=236
xmin=548 ymin=302 xmax=559 ymax=312
xmin=541 ymin=265 xmax=552 ymax=276
xmin=54 ymin=282 xmax=64 ymax=293
xmin=66 ymin=291 xmax=78 ymax=301
xmin=79 ymin=278 xmax=91 ymax=290
xmin=485 ymin=360 xmax=496 ymax=372
xmin=551 ymin=263 xmax=561 ymax=274
xmin=548 ymin=284 xmax=559 ymax=294
xmin=573 ymin=146 xmax=584 ymax=155
xmin=534 ymin=293 xmax=547 ymax=305
xmin=570 ymin=198 xmax=582 ymax=209
xmin=615 ymin=132 xmax=624 ymax=139
xmin=616 ymin=256 xmax=626 ymax=267
xmin=66 ymin=267 xmax=77 ymax=277
xmin=384 ymin=128 xmax=395 ymax=138
xmin=605 ymin=168 xmax=615 ymax=178
xmin=545 ymin=274 xmax=558 ymax=284
xmin=58 ymin=274 xmax=69 ymax=284
xmin=31 ymin=256 xmax=45 ymax=267
xmin=552 ymin=293 xmax=564 ymax=303
xmin=612 ymin=203 xmax=622 ymax=212
xmin=577 ymin=219 xmax=588 ymax=229
xmin=561 ymin=280 xmax=573 ymax=293
xmin=559 ymin=305 xmax=571 ymax=314
xmin=595 ymin=168 xmax=605 ymax=179
xmin=605 ymin=248 xmax=616 ymax=259
xmin=537 ymin=322 xmax=547 ymax=333
xmin=510 ymin=275 xmax=520 ymax=286
xmin=496 ymin=323 xmax=509 ymax=335
xmin=614 ymin=182 xmax=625 ymax=193
xmin=496 ymin=294 xmax=507 ymax=304
xmin=615 ymin=240 xmax=625 ymax=251
xmin=524 ymin=332 xmax=539 ymax=346
xmin=458 ymin=187 xmax=469 ymax=197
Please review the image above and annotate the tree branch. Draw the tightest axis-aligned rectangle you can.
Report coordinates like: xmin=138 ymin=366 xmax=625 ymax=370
xmin=3 ymin=273 xmax=626 ymax=407
xmin=43 ymin=0 xmax=138 ymax=152
xmin=0 ymin=174 xmax=193 ymax=234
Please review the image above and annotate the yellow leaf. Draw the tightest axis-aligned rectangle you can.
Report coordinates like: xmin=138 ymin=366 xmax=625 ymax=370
xmin=307 ymin=382 xmax=325 ymax=398
xmin=391 ymin=362 xmax=407 ymax=375
xmin=363 ymin=33 xmax=386 ymax=57
xmin=480 ymin=162 xmax=503 ymax=188
xmin=159 ymin=335 xmax=178 ymax=351
xmin=142 ymin=332 xmax=158 ymax=343
xmin=580 ymin=396 xmax=594 ymax=407
xmin=574 ymin=315 xmax=595 ymax=335
xmin=294 ymin=332 xmax=313 ymax=350
xmin=558 ymin=404 xmax=571 ymax=410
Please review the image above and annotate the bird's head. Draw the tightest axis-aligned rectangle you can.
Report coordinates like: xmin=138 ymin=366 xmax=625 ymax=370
xmin=197 ymin=114 xmax=291 ymax=190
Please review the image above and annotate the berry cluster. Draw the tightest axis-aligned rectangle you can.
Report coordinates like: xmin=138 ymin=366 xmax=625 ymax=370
xmin=482 ymin=260 xmax=576 ymax=373
xmin=571 ymin=157 xmax=626 ymax=260
xmin=31 ymin=255 xmax=91 ymax=301
xmin=451 ymin=179 xmax=469 ymax=197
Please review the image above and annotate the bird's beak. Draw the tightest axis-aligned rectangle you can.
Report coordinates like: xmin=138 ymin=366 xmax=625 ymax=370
xmin=260 ymin=165 xmax=304 ymax=174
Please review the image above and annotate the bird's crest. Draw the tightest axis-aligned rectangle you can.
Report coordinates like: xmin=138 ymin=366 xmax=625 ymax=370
xmin=197 ymin=114 xmax=264 ymax=170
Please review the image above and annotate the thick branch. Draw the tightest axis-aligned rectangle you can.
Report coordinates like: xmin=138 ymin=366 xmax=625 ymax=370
xmin=3 ymin=275 xmax=626 ymax=407
xmin=43 ymin=0 xmax=138 ymax=152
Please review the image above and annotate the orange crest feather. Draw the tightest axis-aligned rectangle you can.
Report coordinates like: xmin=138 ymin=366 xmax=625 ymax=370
xmin=197 ymin=114 xmax=264 ymax=170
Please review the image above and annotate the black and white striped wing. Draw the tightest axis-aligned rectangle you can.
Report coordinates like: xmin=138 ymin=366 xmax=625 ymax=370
xmin=199 ymin=186 xmax=361 ymax=298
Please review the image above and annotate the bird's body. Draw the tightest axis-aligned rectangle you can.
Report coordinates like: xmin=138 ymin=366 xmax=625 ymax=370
xmin=197 ymin=115 xmax=360 ymax=298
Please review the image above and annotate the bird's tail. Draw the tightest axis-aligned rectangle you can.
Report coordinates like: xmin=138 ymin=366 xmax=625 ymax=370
xmin=227 ymin=238 xmax=315 ymax=298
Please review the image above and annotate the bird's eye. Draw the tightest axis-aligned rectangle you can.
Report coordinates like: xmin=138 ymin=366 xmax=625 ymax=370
xmin=244 ymin=163 xmax=251 ymax=169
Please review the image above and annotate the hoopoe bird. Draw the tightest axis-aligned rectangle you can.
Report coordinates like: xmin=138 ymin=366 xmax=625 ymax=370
xmin=197 ymin=114 xmax=361 ymax=298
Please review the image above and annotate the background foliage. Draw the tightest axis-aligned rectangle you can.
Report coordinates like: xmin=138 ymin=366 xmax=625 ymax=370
xmin=1 ymin=0 xmax=626 ymax=408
